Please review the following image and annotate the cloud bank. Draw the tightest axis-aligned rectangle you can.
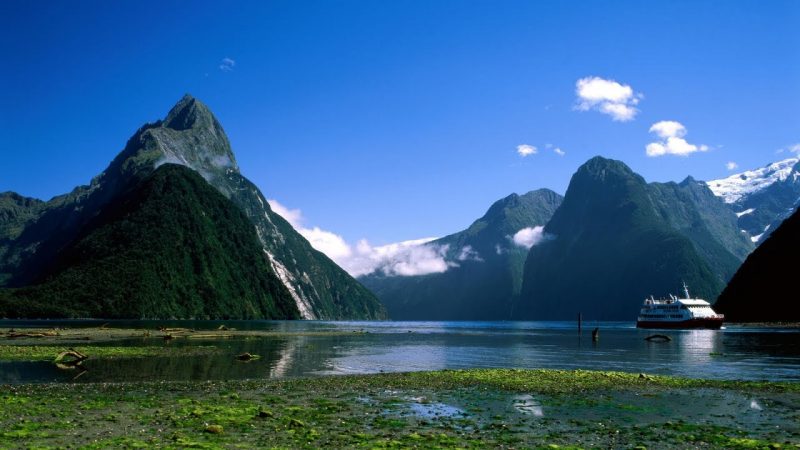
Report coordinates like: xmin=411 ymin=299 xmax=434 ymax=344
xmin=268 ymin=199 xmax=463 ymax=278
xmin=645 ymin=120 xmax=709 ymax=157
xmin=575 ymin=76 xmax=642 ymax=122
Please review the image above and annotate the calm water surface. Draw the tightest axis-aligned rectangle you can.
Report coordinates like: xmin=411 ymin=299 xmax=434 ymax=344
xmin=2 ymin=320 xmax=799 ymax=384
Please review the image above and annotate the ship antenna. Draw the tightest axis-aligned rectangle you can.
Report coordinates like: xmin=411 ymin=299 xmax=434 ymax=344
xmin=683 ymin=281 xmax=690 ymax=299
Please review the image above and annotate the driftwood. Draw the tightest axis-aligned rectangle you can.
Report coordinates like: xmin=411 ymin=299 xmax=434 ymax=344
xmin=158 ymin=327 xmax=193 ymax=333
xmin=187 ymin=334 xmax=235 ymax=339
xmin=644 ymin=334 xmax=672 ymax=342
xmin=6 ymin=330 xmax=59 ymax=339
xmin=54 ymin=348 xmax=89 ymax=371
xmin=54 ymin=348 xmax=88 ymax=363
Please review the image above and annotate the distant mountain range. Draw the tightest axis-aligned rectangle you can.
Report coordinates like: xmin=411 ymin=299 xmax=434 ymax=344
xmin=0 ymin=95 xmax=386 ymax=320
xmin=358 ymin=154 xmax=799 ymax=322
xmin=707 ymin=157 xmax=800 ymax=244
xmin=2 ymin=95 xmax=796 ymax=322
xmin=517 ymin=156 xmax=752 ymax=320
xmin=360 ymin=189 xmax=562 ymax=320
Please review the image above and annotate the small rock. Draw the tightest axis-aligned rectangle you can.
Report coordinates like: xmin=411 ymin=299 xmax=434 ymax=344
xmin=236 ymin=352 xmax=259 ymax=361
xmin=288 ymin=418 xmax=306 ymax=428
xmin=204 ymin=424 xmax=223 ymax=434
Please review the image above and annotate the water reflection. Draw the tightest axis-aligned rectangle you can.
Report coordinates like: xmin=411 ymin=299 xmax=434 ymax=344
xmin=1 ymin=321 xmax=799 ymax=384
xmin=513 ymin=394 xmax=544 ymax=417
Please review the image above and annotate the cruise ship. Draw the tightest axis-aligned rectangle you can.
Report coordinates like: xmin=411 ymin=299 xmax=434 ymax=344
xmin=636 ymin=283 xmax=724 ymax=329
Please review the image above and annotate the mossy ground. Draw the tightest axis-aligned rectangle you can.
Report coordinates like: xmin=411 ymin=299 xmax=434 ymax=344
xmin=1 ymin=369 xmax=798 ymax=449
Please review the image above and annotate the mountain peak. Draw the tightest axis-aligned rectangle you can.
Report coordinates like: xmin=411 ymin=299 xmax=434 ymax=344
xmin=163 ymin=94 xmax=217 ymax=131
xmin=581 ymin=155 xmax=630 ymax=172
xmin=573 ymin=156 xmax=642 ymax=186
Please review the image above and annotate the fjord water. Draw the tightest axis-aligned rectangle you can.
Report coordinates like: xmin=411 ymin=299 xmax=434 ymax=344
xmin=2 ymin=321 xmax=799 ymax=384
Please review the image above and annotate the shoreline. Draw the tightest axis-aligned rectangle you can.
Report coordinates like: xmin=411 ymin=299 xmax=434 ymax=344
xmin=0 ymin=326 xmax=370 ymax=345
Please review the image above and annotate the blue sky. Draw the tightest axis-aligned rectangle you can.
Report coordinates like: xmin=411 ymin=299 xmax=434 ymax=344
xmin=2 ymin=1 xmax=799 ymax=250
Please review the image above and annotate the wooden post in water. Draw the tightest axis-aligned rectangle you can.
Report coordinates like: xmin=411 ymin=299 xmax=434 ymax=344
xmin=578 ymin=313 xmax=582 ymax=334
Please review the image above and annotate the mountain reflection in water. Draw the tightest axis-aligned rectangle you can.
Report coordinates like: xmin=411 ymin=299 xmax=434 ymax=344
xmin=1 ymin=321 xmax=798 ymax=383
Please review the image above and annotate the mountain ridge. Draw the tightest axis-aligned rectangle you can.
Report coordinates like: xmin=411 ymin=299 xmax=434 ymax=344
xmin=518 ymin=156 xmax=746 ymax=320
xmin=0 ymin=95 xmax=386 ymax=320
xmin=0 ymin=164 xmax=300 ymax=319
xmin=714 ymin=206 xmax=800 ymax=322
xmin=360 ymin=188 xmax=563 ymax=320
xmin=706 ymin=157 xmax=800 ymax=244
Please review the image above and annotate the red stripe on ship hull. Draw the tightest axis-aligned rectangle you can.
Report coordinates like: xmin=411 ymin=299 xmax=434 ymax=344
xmin=636 ymin=318 xmax=723 ymax=329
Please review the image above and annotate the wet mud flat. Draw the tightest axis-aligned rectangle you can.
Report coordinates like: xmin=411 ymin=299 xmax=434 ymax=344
xmin=1 ymin=369 xmax=798 ymax=449
xmin=0 ymin=326 xmax=369 ymax=345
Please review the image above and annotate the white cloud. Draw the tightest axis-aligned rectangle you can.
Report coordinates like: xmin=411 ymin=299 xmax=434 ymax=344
xmin=267 ymin=199 xmax=457 ymax=277
xmin=645 ymin=121 xmax=709 ymax=157
xmin=517 ymin=144 xmax=537 ymax=157
xmin=350 ymin=239 xmax=452 ymax=277
xmin=457 ymin=245 xmax=483 ymax=262
xmin=269 ymin=199 xmax=350 ymax=260
xmin=267 ymin=199 xmax=303 ymax=228
xmin=546 ymin=143 xmax=565 ymax=156
xmin=649 ymin=120 xmax=686 ymax=139
xmin=575 ymin=76 xmax=642 ymax=122
xmin=219 ymin=57 xmax=236 ymax=72
xmin=778 ymin=143 xmax=800 ymax=154
xmin=511 ymin=226 xmax=547 ymax=249
xmin=726 ymin=161 xmax=738 ymax=171
xmin=300 ymin=227 xmax=353 ymax=261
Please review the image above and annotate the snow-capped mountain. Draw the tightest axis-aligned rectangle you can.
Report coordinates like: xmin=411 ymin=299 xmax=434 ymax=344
xmin=706 ymin=157 xmax=800 ymax=243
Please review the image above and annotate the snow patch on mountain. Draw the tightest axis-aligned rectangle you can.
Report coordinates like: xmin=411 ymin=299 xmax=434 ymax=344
xmin=736 ymin=208 xmax=755 ymax=217
xmin=706 ymin=157 xmax=799 ymax=204
xmin=751 ymin=224 xmax=771 ymax=243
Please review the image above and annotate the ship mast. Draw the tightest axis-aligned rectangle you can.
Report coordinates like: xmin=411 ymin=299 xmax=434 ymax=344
xmin=683 ymin=281 xmax=690 ymax=299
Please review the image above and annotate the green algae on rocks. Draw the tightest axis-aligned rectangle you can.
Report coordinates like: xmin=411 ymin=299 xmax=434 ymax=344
xmin=1 ymin=369 xmax=798 ymax=449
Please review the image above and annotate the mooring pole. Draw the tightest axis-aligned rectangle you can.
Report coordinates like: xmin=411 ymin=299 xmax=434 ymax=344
xmin=578 ymin=312 xmax=582 ymax=334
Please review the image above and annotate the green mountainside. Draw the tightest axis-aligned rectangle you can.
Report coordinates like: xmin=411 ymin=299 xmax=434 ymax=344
xmin=0 ymin=164 xmax=299 ymax=319
xmin=714 ymin=207 xmax=800 ymax=322
xmin=517 ymin=156 xmax=747 ymax=320
xmin=0 ymin=95 xmax=385 ymax=320
xmin=649 ymin=177 xmax=754 ymax=279
xmin=360 ymin=189 xmax=562 ymax=320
